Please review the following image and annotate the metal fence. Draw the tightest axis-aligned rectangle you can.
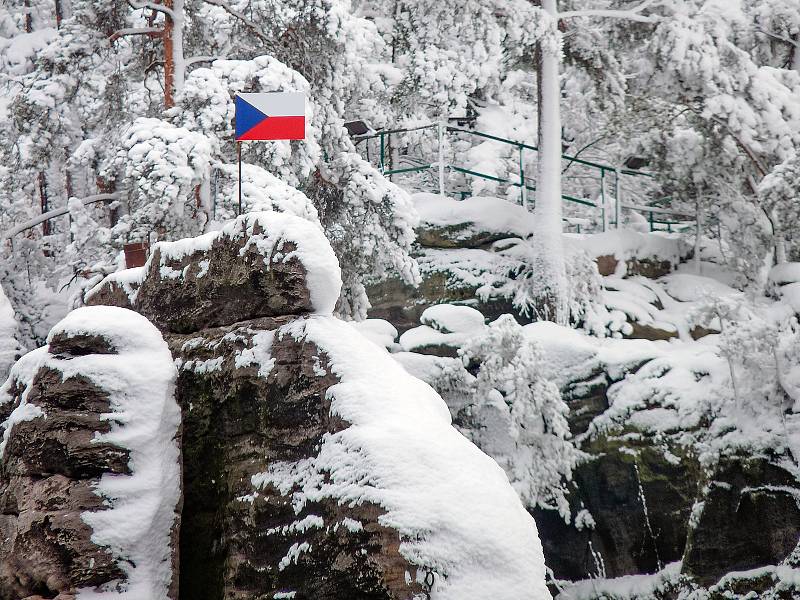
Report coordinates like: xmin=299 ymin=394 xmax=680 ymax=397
xmin=355 ymin=122 xmax=697 ymax=234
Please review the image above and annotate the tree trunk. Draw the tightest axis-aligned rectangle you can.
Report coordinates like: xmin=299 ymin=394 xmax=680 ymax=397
xmin=532 ymin=0 xmax=568 ymax=323
xmin=163 ymin=0 xmax=174 ymax=107
xmin=162 ymin=0 xmax=185 ymax=109
xmin=39 ymin=171 xmax=50 ymax=237
xmin=24 ymin=0 xmax=33 ymax=33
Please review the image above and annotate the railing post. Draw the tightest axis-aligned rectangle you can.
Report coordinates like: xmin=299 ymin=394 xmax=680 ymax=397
xmin=600 ymin=168 xmax=608 ymax=232
xmin=379 ymin=132 xmax=385 ymax=174
xmin=437 ymin=122 xmax=446 ymax=197
xmin=519 ymin=144 xmax=527 ymax=208
xmin=614 ymin=167 xmax=621 ymax=229
xmin=649 ymin=210 xmax=654 ymax=232
xmin=694 ymin=201 xmax=703 ymax=274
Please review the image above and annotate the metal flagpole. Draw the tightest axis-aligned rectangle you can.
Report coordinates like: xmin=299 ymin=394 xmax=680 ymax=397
xmin=237 ymin=141 xmax=242 ymax=216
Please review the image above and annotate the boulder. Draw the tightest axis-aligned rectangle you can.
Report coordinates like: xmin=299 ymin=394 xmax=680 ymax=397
xmin=87 ymin=212 xmax=342 ymax=333
xmin=171 ymin=316 xmax=425 ymax=599
xmin=72 ymin=210 xmax=552 ymax=599
xmin=412 ymin=193 xmax=535 ymax=249
xmin=0 ymin=306 xmax=181 ymax=600
xmin=398 ymin=304 xmax=487 ymax=357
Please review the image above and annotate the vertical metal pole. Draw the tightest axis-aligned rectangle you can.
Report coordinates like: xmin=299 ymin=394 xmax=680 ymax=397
xmin=600 ymin=168 xmax=608 ymax=232
xmin=614 ymin=167 xmax=621 ymax=229
xmin=519 ymin=145 xmax=527 ymax=208
xmin=649 ymin=210 xmax=654 ymax=232
xmin=694 ymin=200 xmax=703 ymax=274
xmin=237 ymin=141 xmax=242 ymax=216
xmin=438 ymin=122 xmax=446 ymax=197
xmin=379 ymin=132 xmax=385 ymax=173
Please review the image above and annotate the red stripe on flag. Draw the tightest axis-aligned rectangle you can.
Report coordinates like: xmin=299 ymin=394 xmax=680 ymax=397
xmin=238 ymin=115 xmax=305 ymax=141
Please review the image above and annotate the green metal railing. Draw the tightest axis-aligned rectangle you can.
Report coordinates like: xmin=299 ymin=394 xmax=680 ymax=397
xmin=356 ymin=123 xmax=694 ymax=233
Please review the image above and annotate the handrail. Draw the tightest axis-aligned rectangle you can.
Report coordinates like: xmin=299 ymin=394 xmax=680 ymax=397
xmin=620 ymin=202 xmax=694 ymax=219
xmin=358 ymin=122 xmax=656 ymax=177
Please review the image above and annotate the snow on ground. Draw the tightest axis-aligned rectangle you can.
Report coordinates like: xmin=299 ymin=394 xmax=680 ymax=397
xmin=0 ymin=306 xmax=181 ymax=599
xmin=254 ymin=315 xmax=552 ymax=600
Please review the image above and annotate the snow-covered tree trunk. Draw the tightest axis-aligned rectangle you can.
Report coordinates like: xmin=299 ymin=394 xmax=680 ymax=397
xmin=532 ymin=0 xmax=568 ymax=324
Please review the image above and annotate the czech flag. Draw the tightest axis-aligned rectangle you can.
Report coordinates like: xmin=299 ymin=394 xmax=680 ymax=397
xmin=235 ymin=92 xmax=306 ymax=141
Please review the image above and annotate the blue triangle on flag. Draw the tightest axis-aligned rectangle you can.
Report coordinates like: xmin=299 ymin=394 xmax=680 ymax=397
xmin=235 ymin=96 xmax=269 ymax=140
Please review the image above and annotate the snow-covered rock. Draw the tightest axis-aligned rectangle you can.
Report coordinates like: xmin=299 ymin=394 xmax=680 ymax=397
xmin=87 ymin=211 xmax=342 ymax=332
xmin=413 ymin=193 xmax=535 ymax=248
xmin=420 ymin=303 xmax=486 ymax=333
xmin=399 ymin=304 xmax=487 ymax=356
xmin=0 ymin=306 xmax=180 ymax=599
xmin=80 ymin=217 xmax=552 ymax=599
xmin=0 ymin=284 xmax=21 ymax=381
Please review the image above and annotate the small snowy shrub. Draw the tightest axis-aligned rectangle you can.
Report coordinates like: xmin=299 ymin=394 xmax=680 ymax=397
xmin=498 ymin=240 xmax=601 ymax=327
xmin=446 ymin=315 xmax=582 ymax=520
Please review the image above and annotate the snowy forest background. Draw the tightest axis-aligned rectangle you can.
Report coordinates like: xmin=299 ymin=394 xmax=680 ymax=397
xmin=3 ymin=0 xmax=800 ymax=344
xmin=3 ymin=0 xmax=800 ymax=597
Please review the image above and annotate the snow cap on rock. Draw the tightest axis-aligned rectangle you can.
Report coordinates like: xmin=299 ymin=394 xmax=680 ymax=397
xmin=88 ymin=210 xmax=343 ymax=332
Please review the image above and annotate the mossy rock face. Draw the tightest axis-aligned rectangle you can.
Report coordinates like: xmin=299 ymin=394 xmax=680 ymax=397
xmin=170 ymin=317 xmax=425 ymax=600
xmin=682 ymin=456 xmax=800 ymax=587
xmin=536 ymin=431 xmax=703 ymax=582
xmin=560 ymin=368 xmax=611 ymax=435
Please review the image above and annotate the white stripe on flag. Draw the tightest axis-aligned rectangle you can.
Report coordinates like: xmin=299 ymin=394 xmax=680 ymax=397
xmin=239 ymin=92 xmax=305 ymax=117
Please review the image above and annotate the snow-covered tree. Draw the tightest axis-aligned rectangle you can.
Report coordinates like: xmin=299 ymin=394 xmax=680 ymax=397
xmin=436 ymin=315 xmax=581 ymax=519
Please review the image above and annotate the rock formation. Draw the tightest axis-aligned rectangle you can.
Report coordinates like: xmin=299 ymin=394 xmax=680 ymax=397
xmin=0 ymin=211 xmax=551 ymax=600
xmin=0 ymin=306 xmax=180 ymax=599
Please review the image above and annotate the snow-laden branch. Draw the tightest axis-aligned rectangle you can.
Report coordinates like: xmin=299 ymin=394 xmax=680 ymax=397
xmin=109 ymin=27 xmax=163 ymax=42
xmin=560 ymin=0 xmax=661 ymax=23
xmin=201 ymin=0 xmax=270 ymax=44
xmin=756 ymin=28 xmax=800 ymax=48
xmin=185 ymin=55 xmax=220 ymax=66
xmin=2 ymin=193 xmax=121 ymax=241
xmin=128 ymin=0 xmax=176 ymax=20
